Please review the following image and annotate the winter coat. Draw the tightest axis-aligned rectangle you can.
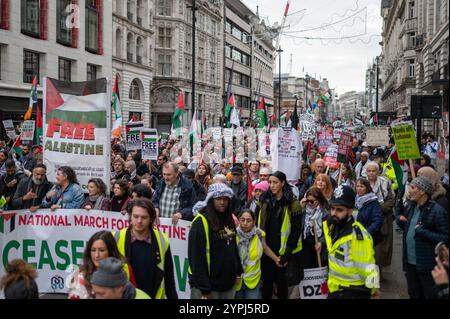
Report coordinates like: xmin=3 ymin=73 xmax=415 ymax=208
xmin=229 ymin=181 xmax=248 ymax=211
xmin=81 ymin=196 xmax=111 ymax=211
xmin=41 ymin=183 xmax=85 ymax=209
xmin=431 ymin=184 xmax=449 ymax=213
xmin=152 ymin=176 xmax=197 ymax=221
xmin=19 ymin=153 xmax=37 ymax=172
xmin=11 ymin=176 xmax=53 ymax=209
xmin=0 ymin=172 xmax=26 ymax=209
xmin=356 ymin=198 xmax=383 ymax=238
xmin=396 ymin=200 xmax=449 ymax=272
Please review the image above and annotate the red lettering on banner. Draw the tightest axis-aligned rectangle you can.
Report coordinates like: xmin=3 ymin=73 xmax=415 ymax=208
xmin=180 ymin=227 xmax=186 ymax=240
xmin=157 ymin=224 xmax=186 ymax=240
xmin=27 ymin=216 xmax=34 ymax=225
xmin=46 ymin=119 xmax=96 ymax=141
xmin=74 ymin=215 xmax=83 ymax=226
xmin=19 ymin=215 xmax=27 ymax=225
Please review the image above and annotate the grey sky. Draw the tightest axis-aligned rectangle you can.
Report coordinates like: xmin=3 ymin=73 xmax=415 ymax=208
xmin=242 ymin=0 xmax=383 ymax=95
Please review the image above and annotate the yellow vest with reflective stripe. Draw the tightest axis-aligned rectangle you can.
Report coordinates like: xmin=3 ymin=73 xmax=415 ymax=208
xmin=114 ymin=227 xmax=169 ymax=299
xmin=258 ymin=207 xmax=302 ymax=255
xmin=383 ymin=159 xmax=398 ymax=190
xmin=323 ymin=220 xmax=379 ymax=294
xmin=188 ymin=213 xmax=211 ymax=275
xmin=236 ymin=231 xmax=264 ymax=291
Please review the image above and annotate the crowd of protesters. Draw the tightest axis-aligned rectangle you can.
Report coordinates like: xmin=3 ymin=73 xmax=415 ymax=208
xmin=0 ymin=129 xmax=448 ymax=299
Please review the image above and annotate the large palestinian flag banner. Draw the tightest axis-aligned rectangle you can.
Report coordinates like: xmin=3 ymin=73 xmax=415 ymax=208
xmin=43 ymin=77 xmax=111 ymax=192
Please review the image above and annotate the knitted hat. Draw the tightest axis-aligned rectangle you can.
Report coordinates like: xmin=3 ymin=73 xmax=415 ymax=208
xmin=90 ymin=257 xmax=127 ymax=288
xmin=410 ymin=176 xmax=433 ymax=196
xmin=254 ymin=181 xmax=269 ymax=192
xmin=192 ymin=183 xmax=234 ymax=215
xmin=231 ymin=166 xmax=243 ymax=175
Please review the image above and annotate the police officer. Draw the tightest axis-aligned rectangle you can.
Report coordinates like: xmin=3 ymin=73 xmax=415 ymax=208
xmin=319 ymin=185 xmax=380 ymax=299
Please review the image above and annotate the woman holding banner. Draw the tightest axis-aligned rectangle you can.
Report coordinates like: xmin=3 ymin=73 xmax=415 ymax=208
xmin=81 ymin=178 xmax=111 ymax=211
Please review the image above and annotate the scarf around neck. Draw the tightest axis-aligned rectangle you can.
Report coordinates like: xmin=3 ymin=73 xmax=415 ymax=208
xmin=89 ymin=195 xmax=105 ymax=210
xmin=355 ymin=192 xmax=379 ymax=210
xmin=237 ymin=225 xmax=261 ymax=270
xmin=303 ymin=205 xmax=324 ymax=239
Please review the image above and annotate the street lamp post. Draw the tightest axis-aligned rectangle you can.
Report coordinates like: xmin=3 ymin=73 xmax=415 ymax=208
xmin=277 ymin=47 xmax=283 ymax=125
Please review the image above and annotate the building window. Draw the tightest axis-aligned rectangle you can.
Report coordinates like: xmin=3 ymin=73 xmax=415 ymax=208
xmin=85 ymin=0 xmax=99 ymax=53
xmin=21 ymin=0 xmax=40 ymax=37
xmin=198 ymin=61 xmax=204 ymax=82
xmin=115 ymin=28 xmax=123 ymax=58
xmin=58 ymin=57 xmax=71 ymax=81
xmin=408 ymin=59 xmax=415 ymax=77
xmin=1 ymin=0 xmax=11 ymax=30
xmin=225 ymin=20 xmax=231 ymax=34
xmin=211 ymin=20 xmax=217 ymax=36
xmin=136 ymin=37 xmax=143 ymax=64
xmin=157 ymin=0 xmax=172 ymax=16
xmin=409 ymin=32 xmax=416 ymax=48
xmin=129 ymin=79 xmax=141 ymax=100
xmin=225 ymin=45 xmax=231 ymax=59
xmin=57 ymin=0 xmax=72 ymax=45
xmin=409 ymin=1 xmax=415 ymax=18
xmin=210 ymin=47 xmax=216 ymax=62
xmin=136 ymin=0 xmax=143 ymax=25
xmin=23 ymin=50 xmax=39 ymax=84
xmin=210 ymin=63 xmax=216 ymax=84
xmin=198 ymin=13 xmax=205 ymax=31
xmin=127 ymin=0 xmax=134 ymax=21
xmin=198 ymin=42 xmax=204 ymax=58
xmin=87 ymin=63 xmax=97 ymax=80
xmin=158 ymin=27 xmax=172 ymax=48
xmin=158 ymin=54 xmax=172 ymax=76
xmin=185 ymin=31 xmax=191 ymax=52
xmin=127 ymin=32 xmax=134 ymax=62
xmin=185 ymin=56 xmax=191 ymax=79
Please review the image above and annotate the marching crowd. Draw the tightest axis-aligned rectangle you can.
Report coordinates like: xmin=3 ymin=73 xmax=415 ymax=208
xmin=0 ymin=131 xmax=448 ymax=300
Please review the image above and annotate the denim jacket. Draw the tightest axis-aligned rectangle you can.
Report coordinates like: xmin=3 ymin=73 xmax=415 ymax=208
xmin=41 ymin=183 xmax=85 ymax=209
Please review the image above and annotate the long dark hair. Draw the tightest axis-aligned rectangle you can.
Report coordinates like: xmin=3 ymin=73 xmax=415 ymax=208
xmin=80 ymin=231 xmax=124 ymax=283
xmin=204 ymin=197 xmax=236 ymax=233
xmin=88 ymin=178 xmax=107 ymax=196
xmin=58 ymin=166 xmax=79 ymax=184
xmin=270 ymin=171 xmax=294 ymax=203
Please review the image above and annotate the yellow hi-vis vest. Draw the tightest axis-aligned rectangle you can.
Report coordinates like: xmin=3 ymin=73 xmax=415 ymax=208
xmin=383 ymin=160 xmax=398 ymax=191
xmin=258 ymin=207 xmax=302 ymax=255
xmin=134 ymin=288 xmax=151 ymax=299
xmin=188 ymin=213 xmax=211 ymax=275
xmin=114 ymin=227 xmax=169 ymax=299
xmin=323 ymin=220 xmax=379 ymax=294
xmin=236 ymin=231 xmax=265 ymax=291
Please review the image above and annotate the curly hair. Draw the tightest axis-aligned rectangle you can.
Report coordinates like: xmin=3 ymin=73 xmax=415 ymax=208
xmin=88 ymin=178 xmax=107 ymax=196
xmin=58 ymin=166 xmax=79 ymax=184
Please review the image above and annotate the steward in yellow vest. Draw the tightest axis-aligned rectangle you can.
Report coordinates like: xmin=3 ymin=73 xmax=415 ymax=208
xmin=189 ymin=183 xmax=243 ymax=299
xmin=324 ymin=185 xmax=380 ymax=299
xmin=114 ymin=198 xmax=178 ymax=299
xmin=256 ymin=171 xmax=303 ymax=299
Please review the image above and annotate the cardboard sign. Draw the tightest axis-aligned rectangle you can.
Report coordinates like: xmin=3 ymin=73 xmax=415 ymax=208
xmin=300 ymin=113 xmax=316 ymax=141
xmin=20 ymin=120 xmax=36 ymax=141
xmin=337 ymin=132 xmax=353 ymax=163
xmin=317 ymin=131 xmax=334 ymax=153
xmin=366 ymin=127 xmax=389 ymax=146
xmin=323 ymin=144 xmax=339 ymax=169
xmin=391 ymin=124 xmax=421 ymax=160
xmin=2 ymin=119 xmax=16 ymax=140
xmin=159 ymin=132 xmax=170 ymax=145
xmin=126 ymin=122 xmax=144 ymax=151
xmin=141 ymin=128 xmax=158 ymax=160
xmin=299 ymin=267 xmax=328 ymax=299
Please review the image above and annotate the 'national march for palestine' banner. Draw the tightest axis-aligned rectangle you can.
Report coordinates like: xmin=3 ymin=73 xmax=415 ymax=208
xmin=43 ymin=78 xmax=111 ymax=192
xmin=141 ymin=128 xmax=158 ymax=161
xmin=0 ymin=211 xmax=191 ymax=299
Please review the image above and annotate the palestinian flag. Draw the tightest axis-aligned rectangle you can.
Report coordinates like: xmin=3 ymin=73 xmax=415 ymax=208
xmin=35 ymin=104 xmax=43 ymax=148
xmin=257 ymin=97 xmax=267 ymax=128
xmin=189 ymin=110 xmax=201 ymax=156
xmin=12 ymin=136 xmax=22 ymax=155
xmin=225 ymin=94 xmax=235 ymax=128
xmin=0 ymin=212 xmax=16 ymax=234
xmin=172 ymin=90 xmax=185 ymax=136
xmin=24 ymin=76 xmax=38 ymax=120
xmin=388 ymin=146 xmax=409 ymax=193
xmin=111 ymin=76 xmax=123 ymax=139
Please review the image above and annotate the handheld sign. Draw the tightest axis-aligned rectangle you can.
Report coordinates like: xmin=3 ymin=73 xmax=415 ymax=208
xmin=126 ymin=121 xmax=144 ymax=151
xmin=391 ymin=124 xmax=420 ymax=160
xmin=20 ymin=120 xmax=36 ymax=141
xmin=2 ymin=119 xmax=16 ymax=140
xmin=366 ymin=127 xmax=389 ymax=146
xmin=317 ymin=131 xmax=334 ymax=153
xmin=337 ymin=132 xmax=353 ymax=163
xmin=323 ymin=144 xmax=339 ymax=169
xmin=141 ymin=128 xmax=158 ymax=160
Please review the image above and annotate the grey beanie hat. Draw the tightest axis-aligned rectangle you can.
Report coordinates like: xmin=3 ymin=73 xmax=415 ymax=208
xmin=410 ymin=176 xmax=433 ymax=196
xmin=90 ymin=257 xmax=127 ymax=288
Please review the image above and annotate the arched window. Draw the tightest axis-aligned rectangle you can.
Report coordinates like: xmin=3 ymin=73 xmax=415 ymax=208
xmin=115 ymin=28 xmax=123 ymax=58
xmin=136 ymin=37 xmax=143 ymax=64
xmin=127 ymin=32 xmax=134 ymax=62
xmin=129 ymin=79 xmax=142 ymax=100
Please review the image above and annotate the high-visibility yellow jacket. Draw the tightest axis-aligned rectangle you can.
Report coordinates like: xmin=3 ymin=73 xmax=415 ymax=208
xmin=236 ymin=230 xmax=265 ymax=291
xmin=323 ymin=220 xmax=379 ymax=295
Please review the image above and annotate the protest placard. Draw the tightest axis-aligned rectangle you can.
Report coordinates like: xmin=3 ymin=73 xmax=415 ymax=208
xmin=323 ymin=144 xmax=339 ymax=169
xmin=391 ymin=124 xmax=421 ymax=160
xmin=317 ymin=131 xmax=334 ymax=153
xmin=126 ymin=121 xmax=144 ymax=151
xmin=20 ymin=120 xmax=35 ymax=141
xmin=141 ymin=128 xmax=158 ymax=160
xmin=366 ymin=127 xmax=389 ymax=146
xmin=299 ymin=267 xmax=328 ymax=299
xmin=337 ymin=132 xmax=353 ymax=163
xmin=300 ymin=113 xmax=316 ymax=141
xmin=43 ymin=77 xmax=110 ymax=192
xmin=2 ymin=119 xmax=16 ymax=140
